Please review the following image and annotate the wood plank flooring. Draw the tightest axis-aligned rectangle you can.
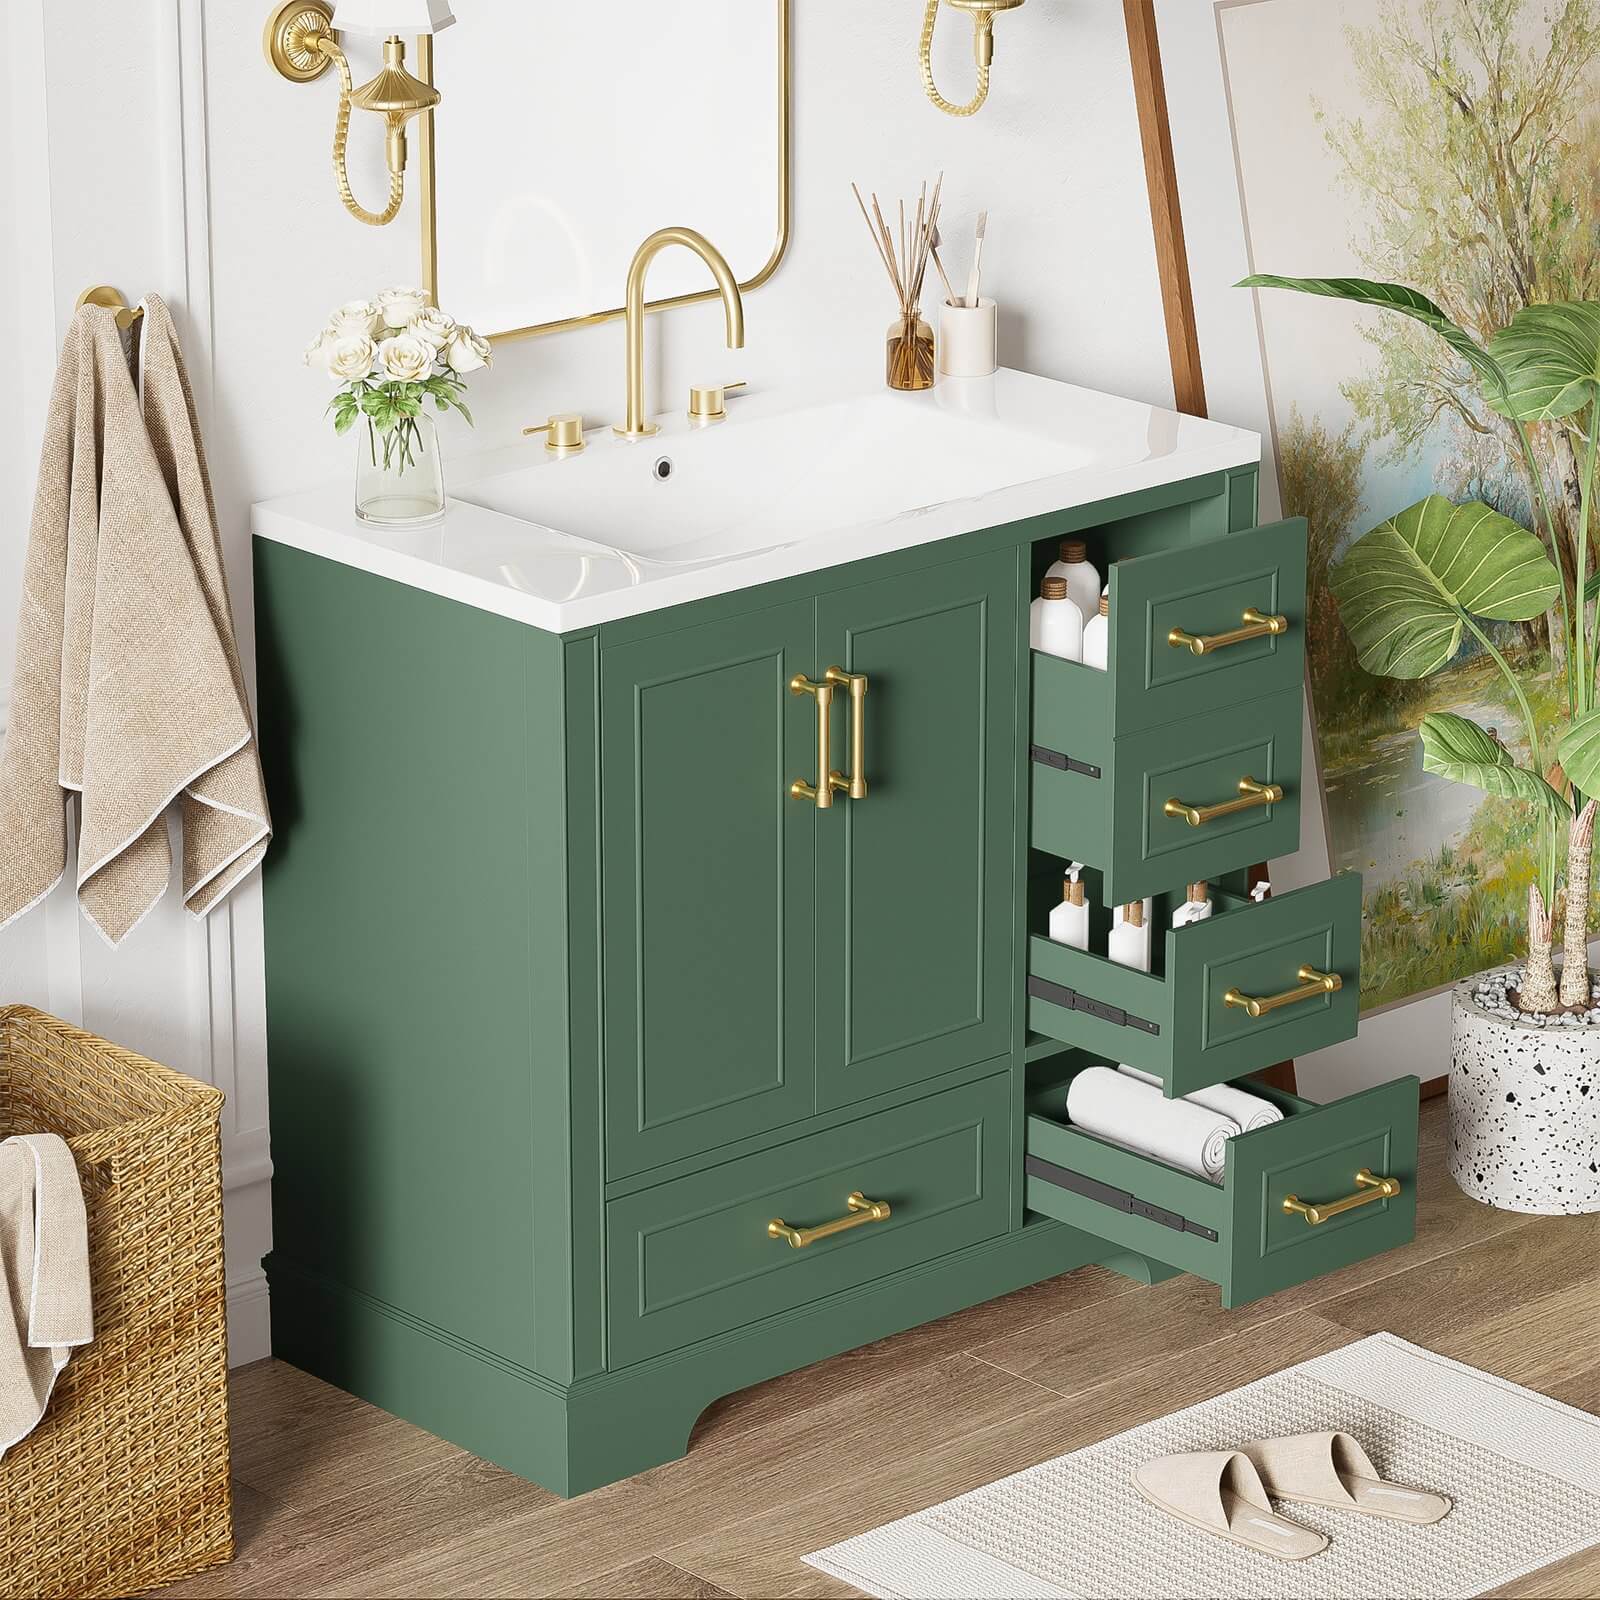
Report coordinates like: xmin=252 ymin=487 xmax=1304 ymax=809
xmin=158 ymin=1099 xmax=1600 ymax=1599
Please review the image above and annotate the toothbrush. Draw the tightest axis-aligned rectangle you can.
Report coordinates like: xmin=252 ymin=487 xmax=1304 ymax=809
xmin=929 ymin=224 xmax=960 ymax=306
xmin=965 ymin=210 xmax=988 ymax=311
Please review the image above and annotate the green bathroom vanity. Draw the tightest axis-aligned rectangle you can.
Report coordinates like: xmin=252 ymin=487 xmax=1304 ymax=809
xmin=253 ymin=372 xmax=1418 ymax=1496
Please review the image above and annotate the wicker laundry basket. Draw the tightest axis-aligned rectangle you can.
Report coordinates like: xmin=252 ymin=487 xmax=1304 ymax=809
xmin=0 ymin=1005 xmax=233 ymax=1599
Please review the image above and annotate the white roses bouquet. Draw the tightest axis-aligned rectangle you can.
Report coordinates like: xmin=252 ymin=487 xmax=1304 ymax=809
xmin=306 ymin=287 xmax=491 ymax=475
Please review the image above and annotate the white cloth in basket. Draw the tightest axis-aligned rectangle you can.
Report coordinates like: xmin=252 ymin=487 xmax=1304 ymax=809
xmin=0 ymin=1133 xmax=92 ymax=1458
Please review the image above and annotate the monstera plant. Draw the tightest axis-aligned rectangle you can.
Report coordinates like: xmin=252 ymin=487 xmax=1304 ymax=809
xmin=1240 ymin=279 xmax=1600 ymax=1016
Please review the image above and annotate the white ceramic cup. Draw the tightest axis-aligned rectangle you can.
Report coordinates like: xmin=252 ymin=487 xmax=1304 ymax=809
xmin=938 ymin=297 xmax=998 ymax=377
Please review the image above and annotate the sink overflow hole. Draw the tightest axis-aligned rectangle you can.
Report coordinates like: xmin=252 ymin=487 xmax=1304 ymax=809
xmin=652 ymin=456 xmax=674 ymax=482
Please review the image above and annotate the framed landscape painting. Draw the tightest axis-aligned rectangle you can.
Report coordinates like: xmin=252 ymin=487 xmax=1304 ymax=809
xmin=1153 ymin=0 xmax=1600 ymax=1014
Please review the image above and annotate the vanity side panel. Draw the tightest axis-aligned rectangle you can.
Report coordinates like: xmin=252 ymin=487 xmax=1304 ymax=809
xmin=542 ymin=631 xmax=606 ymax=1383
xmin=256 ymin=543 xmax=544 ymax=1373
xmin=1225 ymin=465 xmax=1261 ymax=533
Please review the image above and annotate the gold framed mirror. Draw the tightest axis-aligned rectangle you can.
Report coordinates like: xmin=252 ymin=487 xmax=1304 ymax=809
xmin=416 ymin=0 xmax=790 ymax=346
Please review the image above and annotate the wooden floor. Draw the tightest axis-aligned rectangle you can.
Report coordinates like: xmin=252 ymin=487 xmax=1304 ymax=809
xmin=161 ymin=1098 xmax=1600 ymax=1600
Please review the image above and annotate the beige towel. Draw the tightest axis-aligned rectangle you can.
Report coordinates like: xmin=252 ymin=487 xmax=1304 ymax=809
xmin=0 ymin=296 xmax=270 ymax=944
xmin=0 ymin=1133 xmax=92 ymax=1459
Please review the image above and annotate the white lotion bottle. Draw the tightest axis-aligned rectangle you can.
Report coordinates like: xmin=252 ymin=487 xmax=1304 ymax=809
xmin=1047 ymin=538 xmax=1102 ymax=624
xmin=1108 ymin=898 xmax=1151 ymax=972
xmin=1172 ymin=881 xmax=1214 ymax=928
xmin=1082 ymin=588 xmax=1109 ymax=671
xmin=1048 ymin=863 xmax=1089 ymax=950
xmin=1031 ymin=575 xmax=1083 ymax=661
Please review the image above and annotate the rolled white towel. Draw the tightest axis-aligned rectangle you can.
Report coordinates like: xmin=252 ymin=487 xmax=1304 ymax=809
xmin=1118 ymin=1064 xmax=1285 ymax=1133
xmin=1066 ymin=1065 xmax=1239 ymax=1184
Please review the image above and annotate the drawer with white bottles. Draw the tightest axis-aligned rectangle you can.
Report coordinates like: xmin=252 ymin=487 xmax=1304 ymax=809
xmin=1029 ymin=518 xmax=1308 ymax=738
xmin=1026 ymin=871 xmax=1361 ymax=1098
xmin=1028 ymin=519 xmax=1308 ymax=905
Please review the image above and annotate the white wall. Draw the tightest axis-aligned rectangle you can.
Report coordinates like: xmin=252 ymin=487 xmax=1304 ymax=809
xmin=214 ymin=0 xmax=1173 ymax=483
xmin=2 ymin=0 xmax=1177 ymax=1359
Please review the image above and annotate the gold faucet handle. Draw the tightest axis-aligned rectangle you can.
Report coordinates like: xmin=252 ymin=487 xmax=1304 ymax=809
xmin=688 ymin=381 xmax=747 ymax=423
xmin=526 ymin=413 xmax=586 ymax=456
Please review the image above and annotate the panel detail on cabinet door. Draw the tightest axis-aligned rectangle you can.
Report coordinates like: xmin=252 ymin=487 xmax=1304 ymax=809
xmin=601 ymin=602 xmax=817 ymax=1179
xmin=815 ymin=549 xmax=1019 ymax=1110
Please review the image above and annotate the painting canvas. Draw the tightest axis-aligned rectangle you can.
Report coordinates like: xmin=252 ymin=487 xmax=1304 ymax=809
xmin=1216 ymin=0 xmax=1600 ymax=1011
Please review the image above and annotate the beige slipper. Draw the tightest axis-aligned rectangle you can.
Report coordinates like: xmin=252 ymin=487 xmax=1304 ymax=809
xmin=1240 ymin=1431 xmax=1451 ymax=1525
xmin=1132 ymin=1449 xmax=1330 ymax=1560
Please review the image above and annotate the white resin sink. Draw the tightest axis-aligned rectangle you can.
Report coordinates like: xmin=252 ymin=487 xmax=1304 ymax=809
xmin=254 ymin=369 xmax=1259 ymax=632
xmin=455 ymin=388 xmax=1098 ymax=565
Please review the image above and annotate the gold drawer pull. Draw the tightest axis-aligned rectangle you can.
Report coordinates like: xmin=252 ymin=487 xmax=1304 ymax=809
xmin=1168 ymin=607 xmax=1289 ymax=657
xmin=1164 ymin=776 xmax=1283 ymax=828
xmin=768 ymin=1191 xmax=891 ymax=1249
xmin=1224 ymin=965 xmax=1342 ymax=1018
xmin=1282 ymin=1168 xmax=1400 ymax=1226
xmin=790 ymin=673 xmax=839 ymax=809
xmin=825 ymin=667 xmax=869 ymax=800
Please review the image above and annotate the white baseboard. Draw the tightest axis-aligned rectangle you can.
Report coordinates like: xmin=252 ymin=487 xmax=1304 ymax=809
xmin=227 ymin=1269 xmax=272 ymax=1367
xmin=223 ymin=1165 xmax=272 ymax=1368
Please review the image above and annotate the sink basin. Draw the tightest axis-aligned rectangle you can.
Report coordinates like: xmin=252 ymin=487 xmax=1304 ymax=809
xmin=455 ymin=388 xmax=1098 ymax=565
xmin=253 ymin=369 xmax=1260 ymax=633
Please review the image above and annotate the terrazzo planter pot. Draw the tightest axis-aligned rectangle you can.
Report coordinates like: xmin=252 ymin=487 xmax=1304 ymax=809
xmin=1449 ymin=967 xmax=1600 ymax=1214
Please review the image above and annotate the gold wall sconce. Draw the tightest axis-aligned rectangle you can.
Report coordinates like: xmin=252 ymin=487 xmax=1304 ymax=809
xmin=919 ymin=0 xmax=1026 ymax=117
xmin=263 ymin=0 xmax=453 ymax=227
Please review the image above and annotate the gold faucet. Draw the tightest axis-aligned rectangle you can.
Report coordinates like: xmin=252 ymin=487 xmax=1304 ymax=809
xmin=615 ymin=228 xmax=746 ymax=440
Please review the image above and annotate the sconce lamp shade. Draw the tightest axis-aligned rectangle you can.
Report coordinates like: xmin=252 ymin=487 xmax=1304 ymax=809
xmin=332 ymin=0 xmax=455 ymax=35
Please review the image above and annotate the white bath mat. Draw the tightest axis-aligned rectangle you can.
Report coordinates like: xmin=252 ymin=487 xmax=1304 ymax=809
xmin=804 ymin=1333 xmax=1600 ymax=1599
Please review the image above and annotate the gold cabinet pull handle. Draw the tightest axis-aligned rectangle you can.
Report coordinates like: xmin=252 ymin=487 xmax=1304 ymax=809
xmin=1282 ymin=1168 xmax=1400 ymax=1226
xmin=789 ymin=674 xmax=837 ymax=809
xmin=1224 ymin=965 xmax=1342 ymax=1018
xmin=768 ymin=1191 xmax=891 ymax=1249
xmin=1168 ymin=607 xmax=1290 ymax=657
xmin=825 ymin=667 xmax=868 ymax=800
xmin=1164 ymin=776 xmax=1283 ymax=828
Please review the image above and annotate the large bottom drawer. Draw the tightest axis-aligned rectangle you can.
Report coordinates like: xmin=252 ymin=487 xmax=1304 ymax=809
xmin=1025 ymin=1070 xmax=1418 ymax=1307
xmin=607 ymin=1072 xmax=1011 ymax=1367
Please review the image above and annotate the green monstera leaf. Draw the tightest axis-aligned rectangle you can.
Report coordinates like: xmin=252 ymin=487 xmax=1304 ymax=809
xmin=1559 ymin=710 xmax=1600 ymax=801
xmin=1238 ymin=275 xmax=1512 ymax=400
xmin=1420 ymin=713 xmax=1567 ymax=821
xmin=1486 ymin=301 xmax=1600 ymax=422
xmin=1329 ymin=496 xmax=1560 ymax=679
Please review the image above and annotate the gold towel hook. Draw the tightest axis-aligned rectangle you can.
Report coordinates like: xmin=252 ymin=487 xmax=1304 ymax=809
xmin=76 ymin=285 xmax=144 ymax=332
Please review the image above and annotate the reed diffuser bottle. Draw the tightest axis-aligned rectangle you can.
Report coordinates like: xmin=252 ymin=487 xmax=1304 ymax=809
xmin=854 ymin=176 xmax=943 ymax=393
xmin=887 ymin=310 xmax=936 ymax=392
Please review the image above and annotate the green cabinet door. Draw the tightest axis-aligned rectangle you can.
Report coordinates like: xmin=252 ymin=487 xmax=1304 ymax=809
xmin=601 ymin=602 xmax=818 ymax=1178
xmin=815 ymin=549 xmax=1020 ymax=1109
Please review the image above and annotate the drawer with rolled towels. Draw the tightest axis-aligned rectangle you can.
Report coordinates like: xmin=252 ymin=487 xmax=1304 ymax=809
xmin=1025 ymin=1063 xmax=1422 ymax=1308
xmin=1027 ymin=872 xmax=1361 ymax=1099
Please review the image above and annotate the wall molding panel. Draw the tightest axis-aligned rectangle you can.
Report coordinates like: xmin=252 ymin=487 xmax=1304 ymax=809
xmin=0 ymin=0 xmax=273 ymax=1366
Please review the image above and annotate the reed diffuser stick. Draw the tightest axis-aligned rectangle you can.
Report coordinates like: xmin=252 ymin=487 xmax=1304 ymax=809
xmin=852 ymin=183 xmax=901 ymax=298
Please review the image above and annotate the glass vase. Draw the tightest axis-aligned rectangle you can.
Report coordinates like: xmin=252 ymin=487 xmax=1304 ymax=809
xmin=355 ymin=413 xmax=445 ymax=528
xmin=886 ymin=310 xmax=935 ymax=392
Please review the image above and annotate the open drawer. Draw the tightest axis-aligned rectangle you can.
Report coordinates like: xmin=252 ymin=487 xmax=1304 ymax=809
xmin=1034 ymin=518 xmax=1307 ymax=744
xmin=1032 ymin=687 xmax=1302 ymax=907
xmin=1025 ymin=1072 xmax=1419 ymax=1308
xmin=1027 ymin=873 xmax=1360 ymax=1096
xmin=1030 ymin=518 xmax=1305 ymax=742
xmin=1029 ymin=518 xmax=1307 ymax=906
